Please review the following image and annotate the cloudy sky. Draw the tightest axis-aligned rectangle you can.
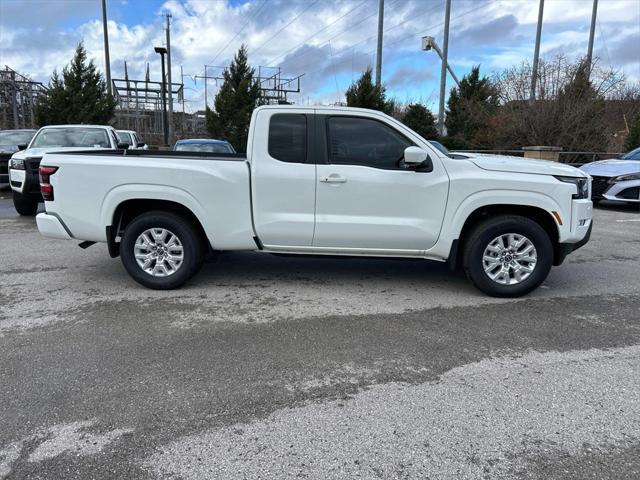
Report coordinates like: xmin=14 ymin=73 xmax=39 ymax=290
xmin=1 ymin=0 xmax=638 ymax=112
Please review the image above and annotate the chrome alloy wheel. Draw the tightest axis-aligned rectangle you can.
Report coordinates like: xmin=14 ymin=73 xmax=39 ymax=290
xmin=482 ymin=233 xmax=537 ymax=285
xmin=134 ymin=228 xmax=184 ymax=277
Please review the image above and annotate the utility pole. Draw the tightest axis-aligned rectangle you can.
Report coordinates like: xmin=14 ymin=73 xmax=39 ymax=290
xmin=194 ymin=67 xmax=224 ymax=111
xmin=375 ymin=0 xmax=384 ymax=86
xmin=586 ymin=0 xmax=598 ymax=73
xmin=166 ymin=13 xmax=174 ymax=143
xmin=101 ymin=0 xmax=112 ymax=95
xmin=530 ymin=0 xmax=544 ymax=101
xmin=438 ymin=0 xmax=451 ymax=136
xmin=204 ymin=65 xmax=208 ymax=110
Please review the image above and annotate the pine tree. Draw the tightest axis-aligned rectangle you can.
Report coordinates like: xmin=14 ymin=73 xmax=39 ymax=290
xmin=624 ymin=114 xmax=640 ymax=151
xmin=401 ymin=104 xmax=438 ymax=140
xmin=35 ymin=43 xmax=116 ymax=126
xmin=444 ymin=66 xmax=498 ymax=148
xmin=345 ymin=68 xmax=392 ymax=113
xmin=206 ymin=45 xmax=262 ymax=153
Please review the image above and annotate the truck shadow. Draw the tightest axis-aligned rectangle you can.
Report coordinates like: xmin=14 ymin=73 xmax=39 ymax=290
xmin=196 ymin=251 xmax=471 ymax=291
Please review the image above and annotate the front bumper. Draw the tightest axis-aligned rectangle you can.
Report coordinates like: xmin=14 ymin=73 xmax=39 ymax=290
xmin=0 ymin=157 xmax=9 ymax=184
xmin=555 ymin=220 xmax=592 ymax=266
xmin=603 ymin=179 xmax=640 ymax=203
xmin=9 ymin=167 xmax=41 ymax=198
xmin=36 ymin=213 xmax=73 ymax=240
xmin=592 ymin=175 xmax=640 ymax=203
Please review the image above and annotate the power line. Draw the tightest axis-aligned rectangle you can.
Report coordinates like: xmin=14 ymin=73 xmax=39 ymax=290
xmin=251 ymin=0 xmax=320 ymax=57
xmin=199 ymin=0 xmax=270 ymax=77
xmin=266 ymin=0 xmax=370 ymax=67
xmin=287 ymin=0 xmax=443 ymax=79
xmin=273 ymin=0 xmax=389 ymax=69
xmin=301 ymin=0 xmax=492 ymax=99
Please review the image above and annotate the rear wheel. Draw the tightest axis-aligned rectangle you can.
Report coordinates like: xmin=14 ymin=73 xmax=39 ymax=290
xmin=13 ymin=191 xmax=39 ymax=216
xmin=463 ymin=215 xmax=553 ymax=297
xmin=120 ymin=211 xmax=205 ymax=289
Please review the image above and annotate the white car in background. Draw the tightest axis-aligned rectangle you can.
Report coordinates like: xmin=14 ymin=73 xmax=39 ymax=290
xmin=9 ymin=124 xmax=124 ymax=216
xmin=116 ymin=130 xmax=147 ymax=150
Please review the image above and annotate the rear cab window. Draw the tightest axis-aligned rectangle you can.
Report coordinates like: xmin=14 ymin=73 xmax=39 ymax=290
xmin=268 ymin=114 xmax=308 ymax=163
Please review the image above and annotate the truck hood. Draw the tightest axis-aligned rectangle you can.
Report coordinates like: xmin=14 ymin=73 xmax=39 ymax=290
xmin=11 ymin=146 xmax=107 ymax=160
xmin=579 ymin=159 xmax=640 ymax=177
xmin=470 ymin=154 xmax=588 ymax=178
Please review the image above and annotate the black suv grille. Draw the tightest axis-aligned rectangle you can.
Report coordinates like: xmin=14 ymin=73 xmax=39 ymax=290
xmin=591 ymin=176 xmax=610 ymax=199
xmin=0 ymin=158 xmax=8 ymax=176
xmin=26 ymin=157 xmax=42 ymax=174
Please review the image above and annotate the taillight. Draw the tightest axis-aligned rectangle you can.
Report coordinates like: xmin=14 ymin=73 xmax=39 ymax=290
xmin=39 ymin=166 xmax=58 ymax=201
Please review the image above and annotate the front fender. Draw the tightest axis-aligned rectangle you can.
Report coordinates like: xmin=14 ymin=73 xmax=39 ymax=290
xmin=427 ymin=189 xmax=567 ymax=259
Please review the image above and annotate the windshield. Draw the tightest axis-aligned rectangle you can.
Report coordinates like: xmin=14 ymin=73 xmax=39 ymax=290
xmin=621 ymin=147 xmax=640 ymax=161
xmin=117 ymin=132 xmax=133 ymax=145
xmin=0 ymin=131 xmax=35 ymax=145
xmin=428 ymin=140 xmax=450 ymax=155
xmin=175 ymin=143 xmax=234 ymax=153
xmin=30 ymin=127 xmax=111 ymax=148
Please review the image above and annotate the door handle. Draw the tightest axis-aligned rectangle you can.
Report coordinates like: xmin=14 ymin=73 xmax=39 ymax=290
xmin=320 ymin=175 xmax=347 ymax=184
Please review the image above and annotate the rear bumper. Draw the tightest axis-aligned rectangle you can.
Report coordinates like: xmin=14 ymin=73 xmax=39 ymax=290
xmin=36 ymin=213 xmax=73 ymax=240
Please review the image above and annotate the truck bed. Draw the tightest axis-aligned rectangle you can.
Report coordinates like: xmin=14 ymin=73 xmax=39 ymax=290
xmin=40 ymin=150 xmax=257 ymax=250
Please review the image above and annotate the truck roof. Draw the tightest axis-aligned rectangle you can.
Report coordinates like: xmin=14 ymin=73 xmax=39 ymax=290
xmin=254 ymin=104 xmax=386 ymax=114
xmin=39 ymin=124 xmax=114 ymax=129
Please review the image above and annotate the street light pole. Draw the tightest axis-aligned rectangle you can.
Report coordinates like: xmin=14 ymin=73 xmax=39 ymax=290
xmin=375 ymin=0 xmax=384 ymax=87
xmin=586 ymin=0 xmax=598 ymax=73
xmin=530 ymin=0 xmax=544 ymax=101
xmin=155 ymin=47 xmax=169 ymax=146
xmin=166 ymin=14 xmax=174 ymax=144
xmin=438 ymin=0 xmax=452 ymax=136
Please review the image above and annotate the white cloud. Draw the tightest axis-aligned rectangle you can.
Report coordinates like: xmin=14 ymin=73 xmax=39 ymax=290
xmin=1 ymin=0 xmax=638 ymax=111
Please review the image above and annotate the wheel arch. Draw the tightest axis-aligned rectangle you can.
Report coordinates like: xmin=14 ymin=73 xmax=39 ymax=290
xmin=107 ymin=198 xmax=210 ymax=258
xmin=449 ymin=204 xmax=562 ymax=270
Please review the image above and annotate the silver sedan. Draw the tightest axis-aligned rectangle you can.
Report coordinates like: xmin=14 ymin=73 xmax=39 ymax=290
xmin=581 ymin=147 xmax=640 ymax=206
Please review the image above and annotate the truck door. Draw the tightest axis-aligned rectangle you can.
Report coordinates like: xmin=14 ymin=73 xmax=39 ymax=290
xmin=251 ymin=110 xmax=316 ymax=247
xmin=313 ymin=114 xmax=449 ymax=252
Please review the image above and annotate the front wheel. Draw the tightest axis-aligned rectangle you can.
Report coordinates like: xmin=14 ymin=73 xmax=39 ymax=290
xmin=463 ymin=215 xmax=553 ymax=297
xmin=13 ymin=191 xmax=39 ymax=216
xmin=120 ymin=211 xmax=205 ymax=289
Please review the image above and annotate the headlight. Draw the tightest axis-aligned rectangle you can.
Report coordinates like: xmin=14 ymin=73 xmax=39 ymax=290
xmin=611 ymin=173 xmax=640 ymax=182
xmin=10 ymin=158 xmax=25 ymax=170
xmin=554 ymin=175 xmax=589 ymax=199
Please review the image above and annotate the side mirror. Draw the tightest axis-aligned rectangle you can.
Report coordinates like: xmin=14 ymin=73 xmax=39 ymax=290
xmin=403 ymin=146 xmax=427 ymax=164
xmin=17 ymin=144 xmax=28 ymax=151
xmin=403 ymin=146 xmax=433 ymax=172
xmin=138 ymin=143 xmax=147 ymax=149
xmin=117 ymin=142 xmax=130 ymax=150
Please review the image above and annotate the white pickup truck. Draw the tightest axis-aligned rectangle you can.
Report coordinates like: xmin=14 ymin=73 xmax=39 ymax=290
xmin=35 ymin=106 xmax=592 ymax=297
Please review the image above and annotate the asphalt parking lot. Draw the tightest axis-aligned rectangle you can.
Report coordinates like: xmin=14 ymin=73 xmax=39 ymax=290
xmin=1 ymin=191 xmax=639 ymax=480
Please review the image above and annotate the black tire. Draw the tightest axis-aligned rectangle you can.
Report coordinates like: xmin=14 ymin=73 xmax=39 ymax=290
xmin=463 ymin=215 xmax=553 ymax=297
xmin=13 ymin=191 xmax=39 ymax=216
xmin=120 ymin=211 xmax=205 ymax=290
